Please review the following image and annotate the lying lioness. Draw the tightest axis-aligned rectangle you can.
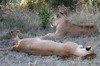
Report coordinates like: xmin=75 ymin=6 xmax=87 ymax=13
xmin=45 ymin=12 xmax=99 ymax=38
xmin=9 ymin=31 xmax=96 ymax=59
xmin=0 ymin=30 xmax=20 ymax=41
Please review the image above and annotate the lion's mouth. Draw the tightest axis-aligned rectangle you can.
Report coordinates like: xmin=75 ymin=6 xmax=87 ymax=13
xmin=50 ymin=24 xmax=54 ymax=28
xmin=82 ymin=53 xmax=96 ymax=59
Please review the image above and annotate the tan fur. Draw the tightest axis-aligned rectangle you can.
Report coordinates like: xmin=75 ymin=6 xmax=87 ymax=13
xmin=0 ymin=30 xmax=20 ymax=41
xmin=6 ymin=30 xmax=20 ymax=40
xmin=58 ymin=5 xmax=69 ymax=15
xmin=9 ymin=37 xmax=96 ymax=59
xmin=47 ymin=12 xmax=99 ymax=38
xmin=49 ymin=5 xmax=69 ymax=16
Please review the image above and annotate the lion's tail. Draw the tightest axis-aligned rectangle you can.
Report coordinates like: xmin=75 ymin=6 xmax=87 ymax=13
xmin=8 ymin=45 xmax=18 ymax=51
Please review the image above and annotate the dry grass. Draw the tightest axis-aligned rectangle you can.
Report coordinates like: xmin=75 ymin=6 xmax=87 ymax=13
xmin=0 ymin=6 xmax=41 ymax=32
xmin=0 ymin=6 xmax=100 ymax=66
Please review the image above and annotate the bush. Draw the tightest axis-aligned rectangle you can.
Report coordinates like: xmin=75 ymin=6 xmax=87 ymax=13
xmin=27 ymin=1 xmax=34 ymax=10
xmin=38 ymin=5 xmax=51 ymax=29
xmin=45 ymin=0 xmax=77 ymax=9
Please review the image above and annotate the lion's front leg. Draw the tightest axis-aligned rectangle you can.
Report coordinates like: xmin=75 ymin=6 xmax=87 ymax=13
xmin=54 ymin=30 xmax=66 ymax=38
xmin=45 ymin=33 xmax=55 ymax=38
xmin=41 ymin=33 xmax=56 ymax=39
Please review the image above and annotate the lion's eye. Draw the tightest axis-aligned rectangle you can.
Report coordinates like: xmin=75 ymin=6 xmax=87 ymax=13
xmin=11 ymin=31 xmax=13 ymax=33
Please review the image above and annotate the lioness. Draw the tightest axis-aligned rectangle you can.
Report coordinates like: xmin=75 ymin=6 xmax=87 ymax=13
xmin=45 ymin=12 xmax=98 ymax=38
xmin=9 ymin=32 xmax=96 ymax=59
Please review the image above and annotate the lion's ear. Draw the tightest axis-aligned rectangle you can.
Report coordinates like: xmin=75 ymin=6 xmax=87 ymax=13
xmin=86 ymin=46 xmax=91 ymax=51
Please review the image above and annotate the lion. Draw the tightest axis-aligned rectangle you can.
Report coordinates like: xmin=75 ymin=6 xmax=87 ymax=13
xmin=45 ymin=12 xmax=99 ymax=38
xmin=58 ymin=5 xmax=70 ymax=15
xmin=8 ymin=33 xmax=96 ymax=59
xmin=6 ymin=30 xmax=20 ymax=41
xmin=49 ymin=5 xmax=69 ymax=16
xmin=0 ymin=30 xmax=20 ymax=41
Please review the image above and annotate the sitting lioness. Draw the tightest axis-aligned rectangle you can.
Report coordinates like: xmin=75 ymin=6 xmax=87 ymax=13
xmin=9 ymin=32 xmax=96 ymax=59
xmin=45 ymin=12 xmax=98 ymax=38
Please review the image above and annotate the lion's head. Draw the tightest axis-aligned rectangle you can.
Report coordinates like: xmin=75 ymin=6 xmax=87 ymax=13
xmin=58 ymin=5 xmax=69 ymax=15
xmin=49 ymin=12 xmax=68 ymax=27
xmin=82 ymin=46 xmax=96 ymax=59
xmin=75 ymin=45 xmax=96 ymax=59
xmin=7 ymin=30 xmax=20 ymax=40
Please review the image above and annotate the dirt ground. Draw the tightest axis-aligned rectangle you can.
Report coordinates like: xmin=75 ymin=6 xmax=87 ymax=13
xmin=0 ymin=7 xmax=100 ymax=66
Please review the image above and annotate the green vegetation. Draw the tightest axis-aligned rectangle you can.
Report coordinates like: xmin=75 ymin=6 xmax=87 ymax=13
xmin=39 ymin=5 xmax=51 ymax=29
